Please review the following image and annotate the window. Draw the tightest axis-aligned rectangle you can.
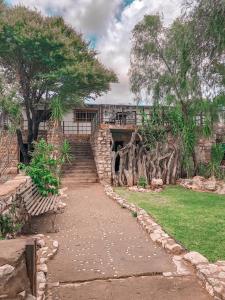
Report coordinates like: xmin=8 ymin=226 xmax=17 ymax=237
xmin=195 ymin=113 xmax=206 ymax=126
xmin=74 ymin=110 xmax=96 ymax=122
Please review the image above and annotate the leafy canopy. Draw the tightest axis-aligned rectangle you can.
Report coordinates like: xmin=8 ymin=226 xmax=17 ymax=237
xmin=130 ymin=8 xmax=225 ymax=177
xmin=0 ymin=6 xmax=117 ymax=102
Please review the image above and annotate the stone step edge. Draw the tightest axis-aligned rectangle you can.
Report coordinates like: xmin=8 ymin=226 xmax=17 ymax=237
xmin=103 ymin=184 xmax=225 ymax=300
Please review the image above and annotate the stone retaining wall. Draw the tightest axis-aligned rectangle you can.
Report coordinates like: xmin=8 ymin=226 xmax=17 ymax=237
xmin=0 ymin=131 xmax=19 ymax=177
xmin=90 ymin=127 xmax=112 ymax=183
xmin=0 ymin=239 xmax=32 ymax=299
xmin=0 ymin=174 xmax=32 ymax=233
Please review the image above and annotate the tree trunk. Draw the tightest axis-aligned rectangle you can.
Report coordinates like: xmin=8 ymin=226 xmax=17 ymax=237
xmin=16 ymin=129 xmax=29 ymax=164
xmin=111 ymin=131 xmax=181 ymax=186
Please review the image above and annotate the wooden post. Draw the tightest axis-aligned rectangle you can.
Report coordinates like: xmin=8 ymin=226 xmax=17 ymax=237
xmin=25 ymin=239 xmax=37 ymax=296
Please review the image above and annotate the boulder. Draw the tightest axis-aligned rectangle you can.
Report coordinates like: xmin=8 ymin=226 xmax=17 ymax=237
xmin=192 ymin=176 xmax=205 ymax=189
xmin=0 ymin=264 xmax=15 ymax=278
xmin=184 ymin=251 xmax=208 ymax=266
xmin=204 ymin=180 xmax=217 ymax=192
xmin=151 ymin=178 xmax=163 ymax=189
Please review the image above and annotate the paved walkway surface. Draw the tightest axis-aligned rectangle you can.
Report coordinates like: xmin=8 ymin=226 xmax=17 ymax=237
xmin=34 ymin=183 xmax=212 ymax=300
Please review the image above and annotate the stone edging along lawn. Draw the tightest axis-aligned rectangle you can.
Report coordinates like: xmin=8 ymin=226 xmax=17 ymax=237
xmin=104 ymin=184 xmax=225 ymax=300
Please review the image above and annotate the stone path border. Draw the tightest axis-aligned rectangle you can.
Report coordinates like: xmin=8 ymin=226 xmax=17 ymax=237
xmin=104 ymin=184 xmax=225 ymax=300
xmin=34 ymin=234 xmax=59 ymax=300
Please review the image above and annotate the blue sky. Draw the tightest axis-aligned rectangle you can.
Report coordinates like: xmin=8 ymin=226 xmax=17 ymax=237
xmin=5 ymin=0 xmax=182 ymax=104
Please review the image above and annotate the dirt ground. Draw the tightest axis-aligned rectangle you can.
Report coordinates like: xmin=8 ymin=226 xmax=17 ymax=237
xmin=33 ymin=183 xmax=212 ymax=300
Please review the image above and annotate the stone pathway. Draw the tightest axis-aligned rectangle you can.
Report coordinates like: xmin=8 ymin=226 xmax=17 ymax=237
xmin=33 ymin=183 xmax=212 ymax=300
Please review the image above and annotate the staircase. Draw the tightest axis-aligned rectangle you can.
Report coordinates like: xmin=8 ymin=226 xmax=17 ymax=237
xmin=62 ymin=139 xmax=99 ymax=185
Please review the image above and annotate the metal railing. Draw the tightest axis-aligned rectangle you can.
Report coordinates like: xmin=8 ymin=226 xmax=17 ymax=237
xmin=62 ymin=121 xmax=92 ymax=135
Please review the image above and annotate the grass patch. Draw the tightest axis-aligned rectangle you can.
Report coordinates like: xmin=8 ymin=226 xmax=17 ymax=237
xmin=115 ymin=186 xmax=225 ymax=262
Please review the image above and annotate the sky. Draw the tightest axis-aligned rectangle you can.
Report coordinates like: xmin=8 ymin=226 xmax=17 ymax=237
xmin=6 ymin=0 xmax=183 ymax=105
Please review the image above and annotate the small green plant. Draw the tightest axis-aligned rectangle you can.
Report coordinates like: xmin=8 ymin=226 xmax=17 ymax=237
xmin=138 ymin=176 xmax=147 ymax=189
xmin=132 ymin=211 xmax=138 ymax=218
xmin=19 ymin=139 xmax=60 ymax=196
xmin=198 ymin=144 xmax=225 ymax=180
xmin=0 ymin=214 xmax=21 ymax=238
xmin=60 ymin=140 xmax=73 ymax=165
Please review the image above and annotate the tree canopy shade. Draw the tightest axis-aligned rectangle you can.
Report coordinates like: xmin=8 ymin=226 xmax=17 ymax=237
xmin=0 ymin=4 xmax=117 ymax=162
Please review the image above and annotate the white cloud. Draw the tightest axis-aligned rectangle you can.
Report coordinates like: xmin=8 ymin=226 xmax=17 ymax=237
xmin=9 ymin=0 xmax=183 ymax=104
xmin=96 ymin=0 xmax=183 ymax=104
xmin=10 ymin=0 xmax=122 ymax=36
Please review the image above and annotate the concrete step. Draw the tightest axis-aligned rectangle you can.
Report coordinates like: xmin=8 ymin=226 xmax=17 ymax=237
xmin=70 ymin=149 xmax=92 ymax=151
xmin=63 ymin=164 xmax=96 ymax=168
xmin=62 ymin=178 xmax=99 ymax=184
xmin=63 ymin=176 xmax=98 ymax=181
xmin=66 ymin=156 xmax=94 ymax=162
xmin=63 ymin=163 xmax=96 ymax=167
xmin=63 ymin=169 xmax=97 ymax=177
xmin=71 ymin=154 xmax=93 ymax=157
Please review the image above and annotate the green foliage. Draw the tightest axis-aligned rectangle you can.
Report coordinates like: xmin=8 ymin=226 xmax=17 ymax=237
xmin=184 ymin=0 xmax=225 ymax=94
xmin=50 ymin=97 xmax=66 ymax=123
xmin=209 ymin=144 xmax=225 ymax=179
xmin=60 ymin=139 xmax=73 ymax=165
xmin=140 ymin=107 xmax=168 ymax=148
xmin=138 ymin=176 xmax=147 ymax=189
xmin=19 ymin=138 xmax=73 ymax=196
xmin=0 ymin=78 xmax=22 ymax=132
xmin=131 ymin=9 xmax=225 ymax=176
xmin=0 ymin=4 xmax=117 ymax=158
xmin=19 ymin=139 xmax=60 ymax=196
xmin=0 ymin=214 xmax=21 ymax=238
xmin=198 ymin=144 xmax=225 ymax=180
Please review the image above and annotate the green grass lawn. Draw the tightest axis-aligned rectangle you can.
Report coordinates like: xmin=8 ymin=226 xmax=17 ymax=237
xmin=115 ymin=186 xmax=225 ymax=262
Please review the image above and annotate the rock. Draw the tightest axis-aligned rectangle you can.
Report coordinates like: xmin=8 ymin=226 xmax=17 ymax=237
xmin=205 ymin=282 xmax=214 ymax=296
xmin=184 ymin=251 xmax=208 ymax=266
xmin=192 ymin=176 xmax=205 ymax=188
xmin=39 ymin=282 xmax=46 ymax=291
xmin=151 ymin=178 xmax=163 ymax=189
xmin=165 ymin=243 xmax=184 ymax=255
xmin=40 ymin=258 xmax=47 ymax=264
xmin=204 ymin=180 xmax=217 ymax=192
xmin=217 ymin=272 xmax=225 ymax=279
xmin=41 ymin=247 xmax=48 ymax=252
xmin=0 ymin=264 xmax=15 ymax=278
xmin=37 ymin=272 xmax=46 ymax=284
xmin=18 ymin=290 xmax=26 ymax=298
xmin=163 ymin=272 xmax=173 ymax=277
xmin=53 ymin=241 xmax=59 ymax=248
xmin=150 ymin=233 xmax=161 ymax=242
xmin=37 ymin=264 xmax=48 ymax=274
xmin=37 ymin=239 xmax=45 ymax=248
xmin=52 ymin=248 xmax=57 ymax=255
xmin=35 ymin=234 xmax=45 ymax=238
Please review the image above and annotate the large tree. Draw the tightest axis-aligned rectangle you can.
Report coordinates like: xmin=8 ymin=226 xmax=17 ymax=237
xmin=119 ymin=11 xmax=225 ymax=186
xmin=0 ymin=4 xmax=117 ymax=162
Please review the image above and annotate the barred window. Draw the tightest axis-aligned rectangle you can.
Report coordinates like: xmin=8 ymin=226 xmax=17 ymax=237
xmin=74 ymin=110 xmax=96 ymax=122
xmin=195 ymin=113 xmax=206 ymax=126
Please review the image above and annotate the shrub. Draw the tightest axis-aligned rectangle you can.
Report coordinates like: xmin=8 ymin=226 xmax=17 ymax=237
xmin=19 ymin=139 xmax=60 ymax=196
xmin=198 ymin=144 xmax=225 ymax=180
xmin=138 ymin=176 xmax=147 ymax=189
xmin=0 ymin=214 xmax=21 ymax=238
